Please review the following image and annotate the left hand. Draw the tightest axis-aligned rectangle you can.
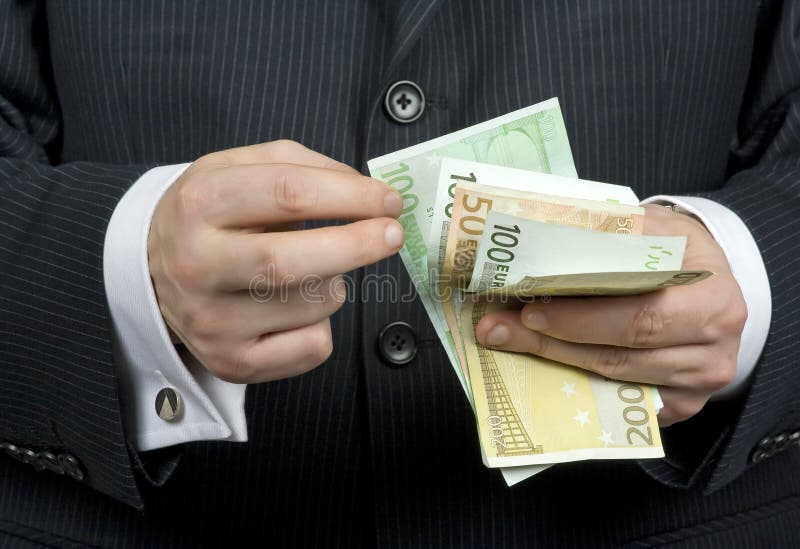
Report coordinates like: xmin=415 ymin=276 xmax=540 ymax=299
xmin=475 ymin=204 xmax=748 ymax=426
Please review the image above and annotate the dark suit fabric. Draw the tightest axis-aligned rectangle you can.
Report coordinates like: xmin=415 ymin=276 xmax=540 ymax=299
xmin=1 ymin=0 xmax=799 ymax=547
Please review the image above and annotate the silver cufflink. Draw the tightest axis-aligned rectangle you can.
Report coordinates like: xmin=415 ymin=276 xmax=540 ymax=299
xmin=156 ymin=387 xmax=183 ymax=422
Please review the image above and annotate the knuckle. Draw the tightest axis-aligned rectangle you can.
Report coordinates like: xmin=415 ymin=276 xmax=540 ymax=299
xmin=353 ymin=226 xmax=379 ymax=264
xmin=363 ymin=178 xmax=385 ymax=206
xmin=190 ymin=152 xmax=219 ymax=169
xmin=233 ymin=353 xmax=257 ymax=383
xmin=226 ymin=344 xmax=262 ymax=384
xmin=330 ymin=159 xmax=359 ymax=174
xmin=525 ymin=331 xmax=549 ymax=357
xmin=297 ymin=276 xmax=325 ymax=304
xmin=304 ymin=324 xmax=334 ymax=368
xmin=212 ymin=357 xmax=247 ymax=384
xmin=186 ymin=304 xmax=228 ymax=340
xmin=672 ymin=398 xmax=705 ymax=423
xmin=259 ymin=243 xmax=291 ymax=285
xmin=296 ymin=277 xmax=345 ymax=312
xmin=185 ymin=336 xmax=244 ymax=382
xmin=593 ymin=347 xmax=631 ymax=379
xmin=330 ymin=277 xmax=348 ymax=307
xmin=702 ymin=356 xmax=737 ymax=391
xmin=629 ymin=304 xmax=666 ymax=347
xmin=273 ymin=170 xmax=317 ymax=214
xmin=173 ymin=175 xmax=210 ymax=220
xmin=169 ymin=249 xmax=205 ymax=290
xmin=290 ymin=326 xmax=333 ymax=377
xmin=270 ymin=139 xmax=304 ymax=156
xmin=704 ymin=281 xmax=747 ymax=341
xmin=725 ymin=293 xmax=748 ymax=335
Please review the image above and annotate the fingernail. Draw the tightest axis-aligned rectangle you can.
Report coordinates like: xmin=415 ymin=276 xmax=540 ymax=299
xmin=523 ymin=310 xmax=548 ymax=331
xmin=384 ymin=221 xmax=405 ymax=250
xmin=384 ymin=191 xmax=403 ymax=218
xmin=486 ymin=324 xmax=510 ymax=346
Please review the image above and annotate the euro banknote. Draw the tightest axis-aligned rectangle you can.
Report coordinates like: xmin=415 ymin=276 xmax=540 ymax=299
xmin=368 ymin=99 xmax=715 ymax=483
xmin=468 ymin=211 xmax=713 ymax=295
xmin=460 ymin=296 xmax=665 ymax=468
xmin=367 ymin=98 xmax=578 ymax=396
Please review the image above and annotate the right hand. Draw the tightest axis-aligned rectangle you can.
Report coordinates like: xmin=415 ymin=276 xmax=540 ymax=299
xmin=147 ymin=140 xmax=404 ymax=383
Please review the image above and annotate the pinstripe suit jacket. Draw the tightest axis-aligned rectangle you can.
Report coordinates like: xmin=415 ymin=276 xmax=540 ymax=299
xmin=1 ymin=0 xmax=799 ymax=547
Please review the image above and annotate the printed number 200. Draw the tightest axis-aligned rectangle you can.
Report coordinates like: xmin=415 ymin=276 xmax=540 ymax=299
xmin=487 ymin=415 xmax=507 ymax=453
xmin=618 ymin=385 xmax=654 ymax=445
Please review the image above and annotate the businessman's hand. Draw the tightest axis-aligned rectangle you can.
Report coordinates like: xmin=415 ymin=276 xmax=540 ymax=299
xmin=148 ymin=140 xmax=403 ymax=383
xmin=476 ymin=205 xmax=748 ymax=426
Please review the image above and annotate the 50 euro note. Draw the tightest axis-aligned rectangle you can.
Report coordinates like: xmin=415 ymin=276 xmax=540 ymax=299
xmin=442 ymin=179 xmax=646 ymax=286
xmin=428 ymin=158 xmax=639 ymax=287
xmin=367 ymin=97 xmax=577 ymax=396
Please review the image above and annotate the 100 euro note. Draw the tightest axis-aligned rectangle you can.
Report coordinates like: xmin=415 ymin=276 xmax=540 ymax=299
xmin=469 ymin=211 xmax=713 ymax=296
xmin=429 ymin=158 xmax=640 ymax=292
xmin=367 ymin=97 xmax=577 ymax=397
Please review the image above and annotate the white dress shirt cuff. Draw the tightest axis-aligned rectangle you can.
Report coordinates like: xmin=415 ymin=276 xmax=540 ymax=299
xmin=641 ymin=195 xmax=772 ymax=399
xmin=104 ymin=163 xmax=248 ymax=452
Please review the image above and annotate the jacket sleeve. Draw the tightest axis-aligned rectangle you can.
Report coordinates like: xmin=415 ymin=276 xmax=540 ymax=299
xmin=639 ymin=0 xmax=800 ymax=492
xmin=0 ymin=0 xmax=154 ymax=509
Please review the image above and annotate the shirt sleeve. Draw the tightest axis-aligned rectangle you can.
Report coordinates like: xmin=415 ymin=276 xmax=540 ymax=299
xmin=103 ymin=163 xmax=249 ymax=451
xmin=640 ymin=195 xmax=772 ymax=400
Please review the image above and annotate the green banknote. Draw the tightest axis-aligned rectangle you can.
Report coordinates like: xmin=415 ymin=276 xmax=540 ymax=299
xmin=367 ymin=98 xmax=577 ymax=396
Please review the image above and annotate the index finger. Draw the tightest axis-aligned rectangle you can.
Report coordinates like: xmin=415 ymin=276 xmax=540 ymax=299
xmin=518 ymin=287 xmax=716 ymax=349
xmin=210 ymin=217 xmax=405 ymax=291
xmin=206 ymin=163 xmax=402 ymax=227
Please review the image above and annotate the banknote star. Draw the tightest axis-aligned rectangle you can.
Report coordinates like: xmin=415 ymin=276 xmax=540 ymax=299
xmin=573 ymin=408 xmax=591 ymax=427
xmin=560 ymin=381 xmax=577 ymax=398
xmin=597 ymin=430 xmax=614 ymax=447
xmin=425 ymin=152 xmax=441 ymax=167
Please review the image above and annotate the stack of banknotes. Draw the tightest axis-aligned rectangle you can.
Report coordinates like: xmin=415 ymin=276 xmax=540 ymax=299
xmin=367 ymin=98 xmax=712 ymax=486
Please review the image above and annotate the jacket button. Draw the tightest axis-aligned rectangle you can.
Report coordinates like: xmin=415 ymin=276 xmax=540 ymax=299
xmin=378 ymin=322 xmax=418 ymax=365
xmin=384 ymin=80 xmax=425 ymax=124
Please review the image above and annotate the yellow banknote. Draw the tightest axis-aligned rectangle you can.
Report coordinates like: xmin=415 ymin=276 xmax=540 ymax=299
xmin=460 ymin=298 xmax=664 ymax=468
